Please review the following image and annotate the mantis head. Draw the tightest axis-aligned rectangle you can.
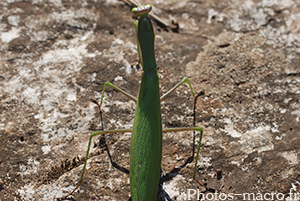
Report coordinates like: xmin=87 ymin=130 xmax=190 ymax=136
xmin=132 ymin=3 xmax=152 ymax=16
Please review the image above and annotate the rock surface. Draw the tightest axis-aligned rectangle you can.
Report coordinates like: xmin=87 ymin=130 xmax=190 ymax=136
xmin=0 ymin=0 xmax=299 ymax=200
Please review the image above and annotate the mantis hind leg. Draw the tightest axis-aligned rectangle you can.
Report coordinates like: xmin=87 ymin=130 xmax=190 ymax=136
xmin=55 ymin=128 xmax=132 ymax=201
xmin=162 ymin=127 xmax=219 ymax=192
xmin=162 ymin=127 xmax=204 ymax=186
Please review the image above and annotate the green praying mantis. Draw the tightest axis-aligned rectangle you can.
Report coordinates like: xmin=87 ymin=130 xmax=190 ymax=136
xmin=56 ymin=2 xmax=205 ymax=201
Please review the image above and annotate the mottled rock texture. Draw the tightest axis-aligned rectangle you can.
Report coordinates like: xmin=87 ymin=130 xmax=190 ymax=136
xmin=0 ymin=0 xmax=299 ymax=200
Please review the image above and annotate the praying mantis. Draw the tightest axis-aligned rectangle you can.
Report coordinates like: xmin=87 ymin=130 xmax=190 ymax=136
xmin=56 ymin=1 xmax=204 ymax=201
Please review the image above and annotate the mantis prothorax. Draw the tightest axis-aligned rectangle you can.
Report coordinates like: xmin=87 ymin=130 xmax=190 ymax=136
xmin=56 ymin=2 xmax=205 ymax=201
